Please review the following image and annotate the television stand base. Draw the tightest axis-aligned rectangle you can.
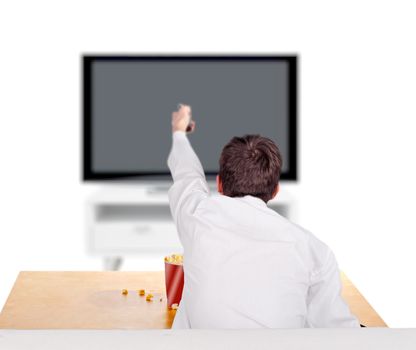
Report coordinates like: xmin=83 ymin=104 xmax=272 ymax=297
xmin=103 ymin=256 xmax=123 ymax=271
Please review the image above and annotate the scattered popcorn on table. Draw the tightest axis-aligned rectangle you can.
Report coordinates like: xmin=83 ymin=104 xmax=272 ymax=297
xmin=138 ymin=289 xmax=145 ymax=296
xmin=121 ymin=289 xmax=128 ymax=295
xmin=171 ymin=303 xmax=179 ymax=310
xmin=146 ymin=293 xmax=154 ymax=302
xmin=164 ymin=254 xmax=183 ymax=265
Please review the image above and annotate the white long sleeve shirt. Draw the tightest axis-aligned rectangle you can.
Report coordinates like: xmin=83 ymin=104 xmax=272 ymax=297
xmin=167 ymin=131 xmax=359 ymax=329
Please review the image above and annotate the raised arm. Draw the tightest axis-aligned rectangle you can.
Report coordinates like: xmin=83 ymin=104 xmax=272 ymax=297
xmin=167 ymin=104 xmax=210 ymax=247
xmin=306 ymin=249 xmax=360 ymax=327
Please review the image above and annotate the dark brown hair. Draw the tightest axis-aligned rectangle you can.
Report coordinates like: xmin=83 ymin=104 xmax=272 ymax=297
xmin=219 ymin=135 xmax=283 ymax=202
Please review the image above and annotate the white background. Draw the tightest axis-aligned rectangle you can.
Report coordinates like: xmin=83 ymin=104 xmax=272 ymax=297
xmin=0 ymin=1 xmax=415 ymax=327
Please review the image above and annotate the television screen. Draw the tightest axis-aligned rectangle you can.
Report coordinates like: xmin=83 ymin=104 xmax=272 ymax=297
xmin=83 ymin=55 xmax=297 ymax=181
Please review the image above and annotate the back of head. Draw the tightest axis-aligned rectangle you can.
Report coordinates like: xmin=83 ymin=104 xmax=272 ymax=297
xmin=219 ymin=135 xmax=283 ymax=203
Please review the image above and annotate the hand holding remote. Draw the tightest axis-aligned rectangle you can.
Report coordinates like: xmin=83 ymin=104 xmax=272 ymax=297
xmin=172 ymin=103 xmax=196 ymax=133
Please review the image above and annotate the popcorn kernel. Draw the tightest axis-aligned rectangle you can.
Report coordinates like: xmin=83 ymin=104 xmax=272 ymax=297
xmin=121 ymin=289 xmax=128 ymax=295
xmin=164 ymin=253 xmax=184 ymax=265
xmin=138 ymin=289 xmax=145 ymax=296
xmin=146 ymin=293 xmax=154 ymax=302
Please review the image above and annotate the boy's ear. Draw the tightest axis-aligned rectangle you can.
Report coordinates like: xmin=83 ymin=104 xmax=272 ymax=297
xmin=216 ymin=175 xmax=224 ymax=194
xmin=271 ymin=184 xmax=279 ymax=199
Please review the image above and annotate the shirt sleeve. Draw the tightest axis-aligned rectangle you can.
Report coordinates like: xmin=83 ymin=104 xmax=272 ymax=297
xmin=306 ymin=249 xmax=360 ymax=328
xmin=167 ymin=131 xmax=210 ymax=247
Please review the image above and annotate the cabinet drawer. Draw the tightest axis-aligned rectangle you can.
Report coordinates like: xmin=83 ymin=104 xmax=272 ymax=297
xmin=92 ymin=222 xmax=181 ymax=251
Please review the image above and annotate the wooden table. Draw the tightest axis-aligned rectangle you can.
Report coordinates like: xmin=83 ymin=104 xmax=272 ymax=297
xmin=0 ymin=271 xmax=386 ymax=329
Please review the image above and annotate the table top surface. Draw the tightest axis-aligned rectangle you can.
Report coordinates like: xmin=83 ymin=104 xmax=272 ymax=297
xmin=0 ymin=271 xmax=387 ymax=329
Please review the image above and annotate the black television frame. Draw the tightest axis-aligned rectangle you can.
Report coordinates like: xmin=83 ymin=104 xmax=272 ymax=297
xmin=82 ymin=54 xmax=298 ymax=181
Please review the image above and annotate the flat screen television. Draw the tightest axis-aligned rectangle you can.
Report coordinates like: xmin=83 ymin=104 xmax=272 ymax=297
xmin=83 ymin=55 xmax=298 ymax=181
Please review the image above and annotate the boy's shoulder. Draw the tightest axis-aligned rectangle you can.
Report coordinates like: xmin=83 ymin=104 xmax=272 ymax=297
xmin=287 ymin=220 xmax=334 ymax=273
xmin=201 ymin=194 xmax=331 ymax=250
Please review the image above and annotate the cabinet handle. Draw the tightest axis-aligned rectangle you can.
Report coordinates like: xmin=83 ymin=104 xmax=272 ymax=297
xmin=134 ymin=226 xmax=151 ymax=234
